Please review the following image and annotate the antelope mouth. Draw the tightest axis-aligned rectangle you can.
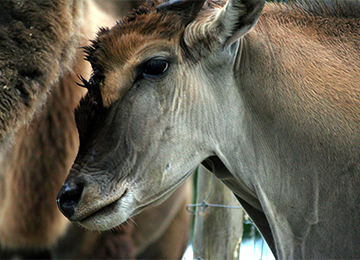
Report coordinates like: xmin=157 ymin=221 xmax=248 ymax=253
xmin=77 ymin=189 xmax=128 ymax=225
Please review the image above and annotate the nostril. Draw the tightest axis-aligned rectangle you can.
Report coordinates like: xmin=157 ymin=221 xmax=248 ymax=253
xmin=56 ymin=182 xmax=84 ymax=219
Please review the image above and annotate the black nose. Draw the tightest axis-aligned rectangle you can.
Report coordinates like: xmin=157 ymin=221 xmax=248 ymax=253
xmin=57 ymin=182 xmax=84 ymax=219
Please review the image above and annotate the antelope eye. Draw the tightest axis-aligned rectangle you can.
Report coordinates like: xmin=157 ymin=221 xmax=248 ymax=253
xmin=143 ymin=59 xmax=169 ymax=76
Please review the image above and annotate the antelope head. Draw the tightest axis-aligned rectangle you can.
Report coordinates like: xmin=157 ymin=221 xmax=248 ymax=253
xmin=57 ymin=0 xmax=264 ymax=230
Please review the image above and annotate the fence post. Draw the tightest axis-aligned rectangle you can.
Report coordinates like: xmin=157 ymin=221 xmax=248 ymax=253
xmin=192 ymin=165 xmax=244 ymax=260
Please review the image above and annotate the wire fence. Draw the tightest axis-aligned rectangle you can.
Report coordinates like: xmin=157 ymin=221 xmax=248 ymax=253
xmin=185 ymin=171 xmax=274 ymax=260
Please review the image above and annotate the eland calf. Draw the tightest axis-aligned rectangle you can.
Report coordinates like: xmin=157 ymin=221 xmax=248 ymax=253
xmin=0 ymin=0 xmax=191 ymax=258
xmin=57 ymin=0 xmax=360 ymax=258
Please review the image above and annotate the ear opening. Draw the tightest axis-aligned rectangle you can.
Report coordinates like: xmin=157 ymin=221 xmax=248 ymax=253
xmin=217 ymin=0 xmax=265 ymax=48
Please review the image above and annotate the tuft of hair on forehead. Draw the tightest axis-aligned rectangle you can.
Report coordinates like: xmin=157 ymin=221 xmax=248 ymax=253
xmin=83 ymin=27 xmax=110 ymax=77
xmin=82 ymin=0 xmax=229 ymax=75
xmin=82 ymin=0 xmax=188 ymax=76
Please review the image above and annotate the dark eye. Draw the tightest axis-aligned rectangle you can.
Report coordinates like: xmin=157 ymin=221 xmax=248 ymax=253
xmin=143 ymin=59 xmax=169 ymax=76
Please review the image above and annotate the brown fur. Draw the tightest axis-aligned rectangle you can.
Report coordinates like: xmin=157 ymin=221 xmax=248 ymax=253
xmin=0 ymin=0 xmax=191 ymax=258
xmin=0 ymin=0 xmax=83 ymax=141
xmin=65 ymin=0 xmax=360 ymax=258
xmin=248 ymin=1 xmax=360 ymax=144
xmin=84 ymin=2 xmax=186 ymax=72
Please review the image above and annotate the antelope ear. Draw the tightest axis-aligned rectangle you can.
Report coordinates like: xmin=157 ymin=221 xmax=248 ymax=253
xmin=217 ymin=0 xmax=265 ymax=47
xmin=156 ymin=0 xmax=206 ymax=25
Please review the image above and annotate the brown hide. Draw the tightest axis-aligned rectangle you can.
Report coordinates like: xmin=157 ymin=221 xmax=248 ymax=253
xmin=0 ymin=0 xmax=191 ymax=259
xmin=56 ymin=0 xmax=360 ymax=258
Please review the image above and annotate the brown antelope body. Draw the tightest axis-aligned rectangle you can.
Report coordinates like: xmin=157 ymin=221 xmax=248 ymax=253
xmin=57 ymin=0 xmax=360 ymax=258
xmin=0 ymin=1 xmax=191 ymax=258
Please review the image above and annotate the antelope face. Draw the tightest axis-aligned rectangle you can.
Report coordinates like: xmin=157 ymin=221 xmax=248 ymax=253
xmin=57 ymin=7 xmax=209 ymax=231
xmin=57 ymin=0 xmax=264 ymax=230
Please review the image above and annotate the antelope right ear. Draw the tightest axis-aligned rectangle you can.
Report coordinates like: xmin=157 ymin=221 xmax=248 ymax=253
xmin=156 ymin=0 xmax=206 ymax=25
xmin=212 ymin=0 xmax=265 ymax=48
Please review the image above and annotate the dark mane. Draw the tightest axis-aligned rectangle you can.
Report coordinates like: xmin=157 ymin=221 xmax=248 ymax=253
xmin=260 ymin=0 xmax=360 ymax=39
xmin=295 ymin=0 xmax=360 ymax=19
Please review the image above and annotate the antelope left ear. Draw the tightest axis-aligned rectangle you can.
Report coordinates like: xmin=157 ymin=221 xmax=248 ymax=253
xmin=156 ymin=0 xmax=206 ymax=25
xmin=217 ymin=0 xmax=265 ymax=48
